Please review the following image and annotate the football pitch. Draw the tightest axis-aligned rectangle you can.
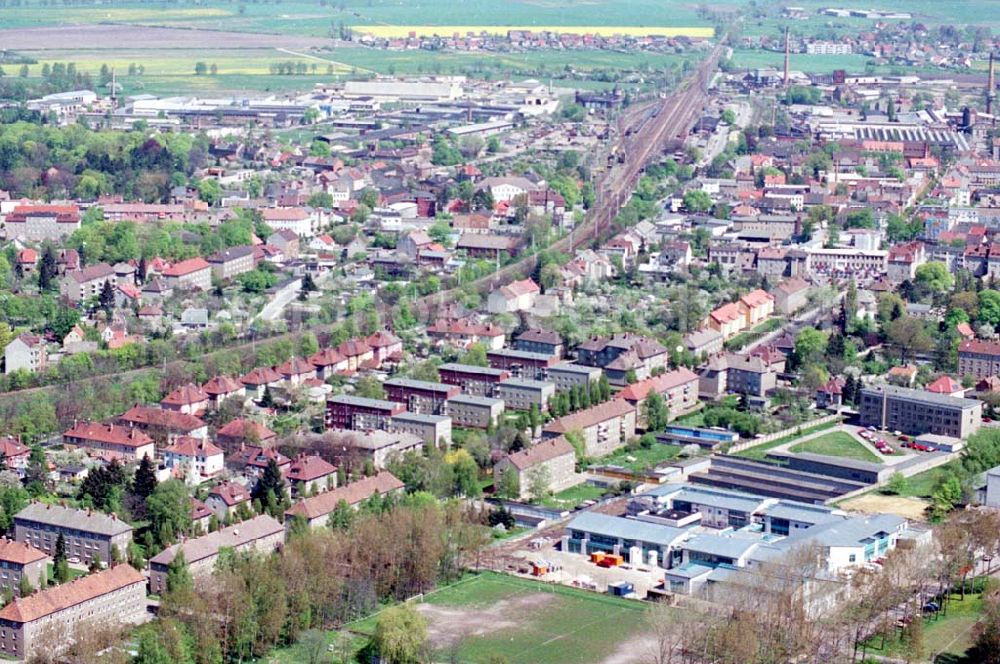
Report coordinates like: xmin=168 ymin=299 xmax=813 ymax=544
xmin=348 ymin=572 xmax=652 ymax=664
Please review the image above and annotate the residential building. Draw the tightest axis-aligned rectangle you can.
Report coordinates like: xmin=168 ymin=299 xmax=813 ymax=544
xmin=14 ymin=503 xmax=133 ymax=565
xmin=60 ymin=263 xmax=116 ymax=304
xmin=0 ymin=437 xmax=30 ymax=479
xmin=494 ymin=437 xmax=580 ymax=500
xmin=683 ymin=328 xmax=724 ymax=357
xmin=959 ymin=339 xmax=1000 ymax=380
xmin=772 ymin=277 xmax=811 ymax=315
xmin=384 ymin=378 xmax=460 ymax=415
xmin=261 ymin=207 xmax=323 ymax=237
xmin=0 ymin=564 xmax=146 ymax=660
xmin=366 ymin=330 xmax=403 ymax=366
xmin=267 ymin=230 xmax=300 ymax=259
xmin=614 ymin=367 xmax=699 ymax=424
xmin=284 ymin=472 xmax=404 ymax=529
xmin=497 ymin=378 xmax=555 ymax=412
xmin=205 ymin=482 xmax=251 ymax=520
xmin=148 ymin=515 xmax=283 ymax=594
xmin=455 ymin=233 xmax=523 ymax=259
xmin=428 ymin=319 xmax=505 ymax=350
xmin=4 ymin=204 xmax=80 ymax=241
xmin=487 ymin=348 xmax=558 ymax=380
xmin=514 ymin=328 xmax=564 ymax=358
xmin=438 ymin=363 xmax=510 ymax=397
xmin=0 ymin=539 xmax=49 ymax=598
xmin=161 ymin=257 xmax=212 ymax=291
xmin=543 ymin=400 xmax=637 ymax=457
xmin=277 ymin=356 xmax=317 ymax=385
xmin=334 ymin=430 xmax=424 ymax=469
xmin=117 ymin=406 xmax=208 ymax=444
xmin=309 ymin=348 xmax=348 ymax=379
xmin=215 ymin=418 xmax=277 ymax=451
xmin=390 ymin=413 xmax=453 ymax=448
xmin=63 ymin=421 xmax=155 ymax=462
xmin=160 ymin=383 xmax=210 ymax=415
xmin=740 ymin=289 xmax=775 ymax=327
xmin=228 ymin=445 xmax=291 ymax=480
xmin=859 ymin=385 xmax=982 ymax=438
xmin=326 ymin=395 xmax=405 ymax=430
xmin=162 ymin=436 xmax=225 ymax=482
xmin=706 ymin=302 xmax=745 ymax=339
xmin=699 ymin=353 xmax=778 ymax=399
xmin=241 ymin=366 xmax=284 ymax=400
xmin=4 ymin=333 xmax=48 ymax=375
xmin=487 ymin=278 xmax=540 ymax=313
xmin=207 ymin=245 xmax=256 ymax=281
xmin=202 ymin=375 xmax=246 ymax=408
xmin=547 ymin=362 xmax=602 ymax=394
xmin=576 ymin=334 xmax=668 ymax=383
xmin=286 ymin=454 xmax=337 ymax=496
xmin=446 ymin=394 xmax=505 ymax=429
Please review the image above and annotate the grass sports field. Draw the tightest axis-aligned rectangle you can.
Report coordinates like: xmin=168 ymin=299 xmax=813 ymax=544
xmin=789 ymin=431 xmax=882 ymax=463
xmin=347 ymin=572 xmax=651 ymax=664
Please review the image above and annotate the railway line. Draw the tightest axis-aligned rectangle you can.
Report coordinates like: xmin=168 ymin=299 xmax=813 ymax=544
xmin=413 ymin=38 xmax=727 ymax=316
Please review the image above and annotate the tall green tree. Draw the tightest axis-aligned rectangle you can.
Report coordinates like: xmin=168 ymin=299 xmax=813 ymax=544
xmin=147 ymin=480 xmax=193 ymax=547
xmin=165 ymin=550 xmax=193 ymax=594
xmin=53 ymin=533 xmax=71 ymax=583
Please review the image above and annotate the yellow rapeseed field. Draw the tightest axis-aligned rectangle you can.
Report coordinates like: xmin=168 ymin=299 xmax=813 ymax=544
xmin=358 ymin=25 xmax=714 ymax=39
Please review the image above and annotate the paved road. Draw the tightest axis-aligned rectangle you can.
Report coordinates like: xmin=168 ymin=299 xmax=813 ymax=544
xmin=255 ymin=278 xmax=303 ymax=323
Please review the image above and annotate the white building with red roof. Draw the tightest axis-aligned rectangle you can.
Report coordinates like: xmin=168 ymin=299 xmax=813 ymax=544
xmin=161 ymin=257 xmax=211 ymax=291
xmin=366 ymin=330 xmax=403 ymax=365
xmin=286 ymin=453 xmax=337 ymax=496
xmin=277 ymin=356 xmax=317 ymax=385
xmin=4 ymin=204 xmax=80 ymax=242
xmin=614 ymin=367 xmax=699 ymax=422
xmin=240 ymin=366 xmax=283 ymax=399
xmin=337 ymin=339 xmax=374 ymax=371
xmin=202 ymin=375 xmax=246 ymax=407
xmin=216 ymin=418 xmax=277 ymax=451
xmin=160 ymin=383 xmax=210 ymax=415
xmin=163 ymin=436 xmax=225 ymax=482
xmin=63 ymin=421 xmax=154 ymax=461
xmin=309 ymin=348 xmax=349 ymax=379
xmin=487 ymin=278 xmax=541 ymax=314
xmin=206 ymin=481 xmax=251 ymax=519
xmin=0 ymin=437 xmax=31 ymax=478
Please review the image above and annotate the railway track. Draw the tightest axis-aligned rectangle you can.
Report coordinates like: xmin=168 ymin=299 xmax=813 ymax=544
xmin=413 ymin=39 xmax=727 ymax=316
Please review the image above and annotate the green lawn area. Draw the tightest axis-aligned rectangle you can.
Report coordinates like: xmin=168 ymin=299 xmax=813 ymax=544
xmin=347 ymin=572 xmax=650 ymax=664
xmin=599 ymin=442 xmax=682 ymax=471
xmin=724 ymin=317 xmax=783 ymax=350
xmin=862 ymin=592 xmax=985 ymax=662
xmin=790 ymin=431 xmax=882 ymax=464
xmin=734 ymin=419 xmax=841 ymax=461
xmin=895 ymin=461 xmax=960 ymax=499
xmin=540 ymin=483 xmax=608 ymax=510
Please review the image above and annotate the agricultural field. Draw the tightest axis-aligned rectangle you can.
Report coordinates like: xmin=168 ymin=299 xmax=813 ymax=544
xmin=729 ymin=49 xmax=878 ymax=74
xmin=789 ymin=431 xmax=882 ymax=464
xmin=356 ymin=25 xmax=714 ymax=39
xmin=0 ymin=0 xmax=723 ymax=34
xmin=347 ymin=572 xmax=652 ymax=664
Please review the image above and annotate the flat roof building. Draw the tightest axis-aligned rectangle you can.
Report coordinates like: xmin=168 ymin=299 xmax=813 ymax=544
xmin=859 ymin=385 xmax=982 ymax=439
xmin=326 ymin=394 xmax=405 ymax=431
xmin=446 ymin=394 xmax=505 ymax=429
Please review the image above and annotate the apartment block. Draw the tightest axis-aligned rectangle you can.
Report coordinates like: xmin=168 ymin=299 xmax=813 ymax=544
xmin=325 ymin=394 xmax=405 ymax=431
xmin=497 ymin=378 xmax=556 ymax=412
xmin=547 ymin=362 xmax=602 ymax=394
xmin=14 ymin=503 xmax=133 ymax=566
xmin=859 ymin=385 xmax=982 ymax=439
xmin=446 ymin=394 xmax=505 ymax=429
xmin=438 ymin=363 xmax=510 ymax=397
xmin=384 ymin=378 xmax=460 ymax=415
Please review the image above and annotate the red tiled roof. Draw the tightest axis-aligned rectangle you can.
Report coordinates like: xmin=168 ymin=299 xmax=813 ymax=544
xmin=504 ymin=437 xmax=574 ymax=471
xmin=162 ymin=257 xmax=210 ymax=277
xmin=0 ymin=564 xmax=144 ymax=624
xmin=740 ymin=288 xmax=774 ymax=308
xmin=278 ymin=356 xmax=315 ymax=377
xmin=232 ymin=445 xmax=290 ymax=469
xmin=216 ymin=418 xmax=276 ymax=442
xmin=286 ymin=472 xmax=403 ymax=520
xmin=366 ymin=330 xmax=401 ymax=348
xmin=710 ymin=302 xmax=743 ymax=324
xmin=310 ymin=348 xmax=347 ymax=368
xmin=241 ymin=366 xmax=282 ymax=386
xmin=163 ymin=436 xmax=223 ymax=458
xmin=0 ymin=436 xmax=30 ymax=459
xmin=118 ymin=406 xmax=206 ymax=432
xmin=202 ymin=375 xmax=243 ymax=396
xmin=0 ymin=538 xmax=47 ymax=565
xmin=338 ymin=339 xmax=372 ymax=358
xmin=615 ymin=367 xmax=698 ymax=402
xmin=6 ymin=204 xmax=79 ymax=224
xmin=925 ymin=375 xmax=963 ymax=394
xmin=286 ymin=454 xmax=337 ymax=483
xmin=208 ymin=481 xmax=250 ymax=507
xmin=543 ymin=400 xmax=636 ymax=435
xmin=161 ymin=383 xmax=209 ymax=407
xmin=64 ymin=422 xmax=153 ymax=449
xmin=960 ymin=339 xmax=1000 ymax=356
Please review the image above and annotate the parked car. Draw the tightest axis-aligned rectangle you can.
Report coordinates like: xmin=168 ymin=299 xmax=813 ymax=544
xmin=923 ymin=601 xmax=940 ymax=613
